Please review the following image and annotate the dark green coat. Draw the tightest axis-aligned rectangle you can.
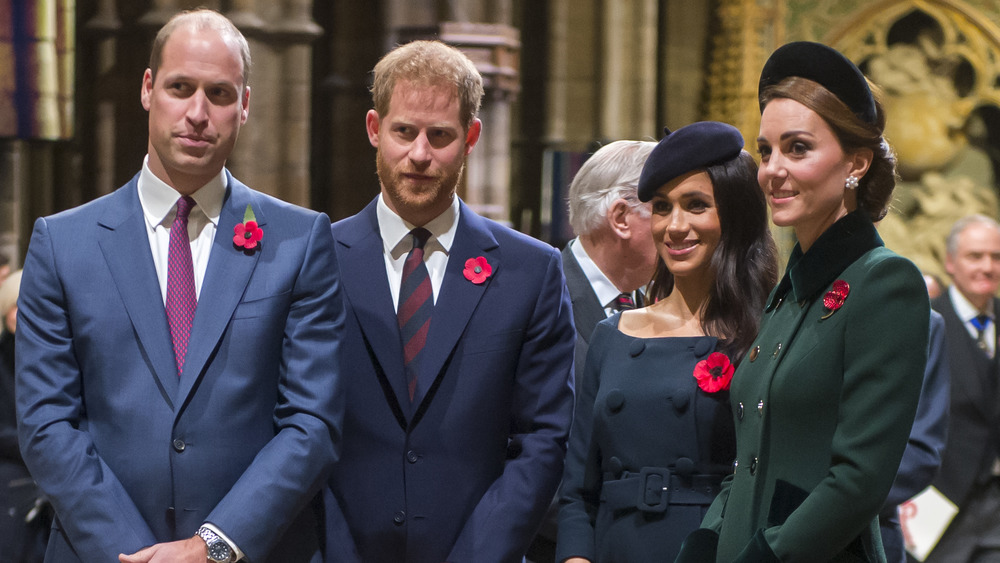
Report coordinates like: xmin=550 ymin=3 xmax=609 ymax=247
xmin=682 ymin=212 xmax=929 ymax=562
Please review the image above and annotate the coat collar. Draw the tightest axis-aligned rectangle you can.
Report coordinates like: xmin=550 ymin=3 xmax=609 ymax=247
xmin=768 ymin=210 xmax=882 ymax=310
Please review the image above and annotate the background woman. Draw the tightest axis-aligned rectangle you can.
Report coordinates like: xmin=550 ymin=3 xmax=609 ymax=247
xmin=677 ymin=42 xmax=930 ymax=562
xmin=0 ymin=270 xmax=50 ymax=562
xmin=556 ymin=121 xmax=777 ymax=562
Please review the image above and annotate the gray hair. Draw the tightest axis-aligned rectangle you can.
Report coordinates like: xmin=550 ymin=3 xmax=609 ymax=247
xmin=567 ymin=140 xmax=656 ymax=236
xmin=946 ymin=214 xmax=1000 ymax=257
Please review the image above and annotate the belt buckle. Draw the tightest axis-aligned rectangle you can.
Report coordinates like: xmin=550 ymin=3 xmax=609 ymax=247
xmin=636 ymin=467 xmax=670 ymax=513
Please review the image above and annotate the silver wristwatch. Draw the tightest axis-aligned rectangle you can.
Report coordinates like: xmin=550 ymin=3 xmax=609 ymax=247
xmin=197 ymin=526 xmax=234 ymax=563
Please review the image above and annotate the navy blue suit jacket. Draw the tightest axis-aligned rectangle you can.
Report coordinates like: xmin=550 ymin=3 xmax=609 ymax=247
xmin=325 ymin=198 xmax=575 ymax=563
xmin=16 ymin=172 xmax=345 ymax=562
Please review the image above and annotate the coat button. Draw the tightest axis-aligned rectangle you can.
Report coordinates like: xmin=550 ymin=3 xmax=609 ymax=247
xmin=668 ymin=388 xmax=690 ymax=412
xmin=750 ymin=457 xmax=758 ymax=475
xmin=733 ymin=459 xmax=739 ymax=473
xmin=772 ymin=342 xmax=782 ymax=358
xmin=749 ymin=346 xmax=759 ymax=362
xmin=693 ymin=339 xmax=713 ymax=357
xmin=607 ymin=456 xmax=624 ymax=478
xmin=172 ymin=439 xmax=186 ymax=452
xmin=737 ymin=402 xmax=744 ymax=420
xmin=406 ymin=450 xmax=419 ymax=463
xmin=606 ymin=389 xmax=625 ymax=413
xmin=629 ymin=340 xmax=646 ymax=357
xmin=757 ymin=400 xmax=764 ymax=415
xmin=393 ymin=510 xmax=406 ymax=525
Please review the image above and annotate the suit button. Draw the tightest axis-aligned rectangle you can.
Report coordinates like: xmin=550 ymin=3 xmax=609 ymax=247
xmin=750 ymin=457 xmax=758 ymax=475
xmin=406 ymin=450 xmax=419 ymax=463
xmin=393 ymin=510 xmax=406 ymax=525
xmin=737 ymin=402 xmax=744 ymax=420
xmin=172 ymin=439 xmax=186 ymax=452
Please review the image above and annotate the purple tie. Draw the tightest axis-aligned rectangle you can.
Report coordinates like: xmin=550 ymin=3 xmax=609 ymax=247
xmin=166 ymin=196 xmax=197 ymax=376
xmin=398 ymin=228 xmax=432 ymax=401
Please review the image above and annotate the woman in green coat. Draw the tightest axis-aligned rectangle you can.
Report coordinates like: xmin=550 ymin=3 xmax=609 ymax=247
xmin=676 ymin=42 xmax=930 ymax=562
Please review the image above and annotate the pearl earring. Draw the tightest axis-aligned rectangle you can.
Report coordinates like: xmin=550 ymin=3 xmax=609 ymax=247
xmin=845 ymin=176 xmax=859 ymax=190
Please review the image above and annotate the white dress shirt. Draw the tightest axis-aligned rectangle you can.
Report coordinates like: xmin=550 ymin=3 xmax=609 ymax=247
xmin=377 ymin=194 xmax=460 ymax=311
xmin=137 ymin=157 xmax=243 ymax=560
xmin=137 ymin=156 xmax=225 ymax=303
xmin=949 ymin=285 xmax=996 ymax=358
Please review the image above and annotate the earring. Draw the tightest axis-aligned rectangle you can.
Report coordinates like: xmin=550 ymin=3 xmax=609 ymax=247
xmin=845 ymin=176 xmax=859 ymax=190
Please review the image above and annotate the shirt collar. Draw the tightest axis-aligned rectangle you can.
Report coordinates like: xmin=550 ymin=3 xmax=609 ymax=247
xmin=569 ymin=237 xmax=622 ymax=309
xmin=137 ymin=155 xmax=226 ymax=228
xmin=949 ymin=285 xmax=995 ymax=322
xmin=769 ymin=210 xmax=883 ymax=309
xmin=376 ymin=194 xmax=460 ymax=258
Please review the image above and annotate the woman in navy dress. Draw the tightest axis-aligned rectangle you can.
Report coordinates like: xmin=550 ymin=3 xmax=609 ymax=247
xmin=556 ymin=122 xmax=777 ymax=563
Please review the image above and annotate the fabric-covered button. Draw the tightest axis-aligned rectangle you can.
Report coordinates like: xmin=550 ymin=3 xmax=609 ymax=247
xmin=668 ymin=388 xmax=690 ymax=411
xmin=393 ymin=511 xmax=406 ymax=525
xmin=607 ymin=456 xmax=624 ymax=477
xmin=675 ymin=457 xmax=694 ymax=476
xmin=749 ymin=346 xmax=759 ymax=362
xmin=172 ymin=439 xmax=186 ymax=452
xmin=693 ymin=339 xmax=713 ymax=357
xmin=606 ymin=389 xmax=625 ymax=412
xmin=629 ymin=340 xmax=646 ymax=357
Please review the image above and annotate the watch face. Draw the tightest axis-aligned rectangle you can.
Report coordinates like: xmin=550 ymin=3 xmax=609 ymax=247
xmin=208 ymin=541 xmax=231 ymax=562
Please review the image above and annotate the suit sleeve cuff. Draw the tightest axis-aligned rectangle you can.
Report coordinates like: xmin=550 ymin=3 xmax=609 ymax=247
xmin=202 ymin=522 xmax=245 ymax=562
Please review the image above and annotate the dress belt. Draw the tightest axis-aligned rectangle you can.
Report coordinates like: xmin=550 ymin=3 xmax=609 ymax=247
xmin=601 ymin=466 xmax=724 ymax=513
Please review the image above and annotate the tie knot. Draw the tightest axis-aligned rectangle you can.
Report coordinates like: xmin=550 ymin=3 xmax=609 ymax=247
xmin=410 ymin=228 xmax=431 ymax=250
xmin=611 ymin=293 xmax=636 ymax=311
xmin=175 ymin=196 xmax=195 ymax=221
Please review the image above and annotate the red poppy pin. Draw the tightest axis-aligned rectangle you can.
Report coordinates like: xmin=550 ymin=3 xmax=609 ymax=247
xmin=463 ymin=256 xmax=492 ymax=284
xmin=233 ymin=204 xmax=263 ymax=251
xmin=821 ymin=279 xmax=850 ymax=319
xmin=693 ymin=352 xmax=734 ymax=393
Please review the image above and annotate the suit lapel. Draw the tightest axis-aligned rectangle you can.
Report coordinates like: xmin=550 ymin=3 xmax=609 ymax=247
xmin=938 ymin=294 xmax=995 ymax=421
xmin=336 ymin=203 xmax=410 ymax=413
xmin=176 ymin=174 xmax=261 ymax=406
xmin=411 ymin=203 xmax=498 ymax=409
xmin=96 ymin=178 xmax=179 ymax=404
xmin=561 ymin=244 xmax=605 ymax=344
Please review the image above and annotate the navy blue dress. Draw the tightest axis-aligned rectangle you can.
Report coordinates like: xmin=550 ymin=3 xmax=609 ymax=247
xmin=557 ymin=314 xmax=735 ymax=562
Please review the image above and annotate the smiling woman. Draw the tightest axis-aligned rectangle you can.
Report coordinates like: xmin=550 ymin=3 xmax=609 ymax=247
xmin=556 ymin=121 xmax=777 ymax=563
xmin=676 ymin=42 xmax=932 ymax=563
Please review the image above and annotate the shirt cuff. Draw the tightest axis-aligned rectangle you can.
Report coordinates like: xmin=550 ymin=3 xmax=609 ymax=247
xmin=202 ymin=522 xmax=245 ymax=562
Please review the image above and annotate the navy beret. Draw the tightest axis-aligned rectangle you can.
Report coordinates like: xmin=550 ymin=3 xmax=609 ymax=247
xmin=637 ymin=121 xmax=745 ymax=202
xmin=758 ymin=41 xmax=876 ymax=125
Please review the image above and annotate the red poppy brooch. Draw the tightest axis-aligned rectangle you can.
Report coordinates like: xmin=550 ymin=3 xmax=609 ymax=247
xmin=821 ymin=279 xmax=850 ymax=319
xmin=693 ymin=352 xmax=734 ymax=393
xmin=233 ymin=204 xmax=263 ymax=251
xmin=463 ymin=256 xmax=492 ymax=284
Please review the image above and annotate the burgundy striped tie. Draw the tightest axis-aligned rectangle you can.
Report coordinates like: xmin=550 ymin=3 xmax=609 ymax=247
xmin=166 ymin=196 xmax=197 ymax=376
xmin=398 ymin=228 xmax=432 ymax=401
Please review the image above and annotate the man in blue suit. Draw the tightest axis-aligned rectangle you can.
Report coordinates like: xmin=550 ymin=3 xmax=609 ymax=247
xmin=15 ymin=9 xmax=344 ymax=563
xmin=324 ymin=40 xmax=575 ymax=562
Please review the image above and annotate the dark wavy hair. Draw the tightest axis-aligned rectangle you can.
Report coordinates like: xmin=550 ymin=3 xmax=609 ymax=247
xmin=647 ymin=151 xmax=778 ymax=364
xmin=760 ymin=76 xmax=896 ymax=222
